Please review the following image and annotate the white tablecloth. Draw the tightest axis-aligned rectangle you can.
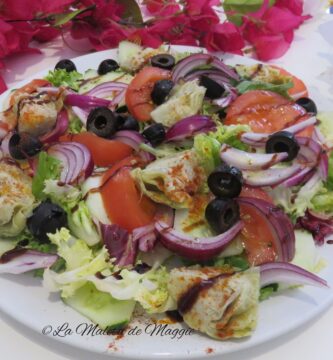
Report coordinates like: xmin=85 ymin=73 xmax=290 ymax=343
xmin=1 ymin=6 xmax=333 ymax=360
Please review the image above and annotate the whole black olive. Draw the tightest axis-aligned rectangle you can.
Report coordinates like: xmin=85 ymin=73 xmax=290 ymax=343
xmin=116 ymin=114 xmax=140 ymax=131
xmin=296 ymin=97 xmax=317 ymax=115
xmin=87 ymin=107 xmax=118 ymax=138
xmin=115 ymin=105 xmax=128 ymax=114
xmin=266 ymin=131 xmax=300 ymax=162
xmin=98 ymin=59 xmax=119 ymax=75
xmin=9 ymin=132 xmax=43 ymax=160
xmin=27 ymin=201 xmax=68 ymax=243
xmin=200 ymin=76 xmax=225 ymax=99
xmin=151 ymin=80 xmax=174 ymax=105
xmin=142 ymin=124 xmax=165 ymax=147
xmin=151 ymin=54 xmax=175 ymax=70
xmin=207 ymin=164 xmax=243 ymax=198
xmin=205 ymin=198 xmax=240 ymax=234
xmin=55 ymin=59 xmax=76 ymax=72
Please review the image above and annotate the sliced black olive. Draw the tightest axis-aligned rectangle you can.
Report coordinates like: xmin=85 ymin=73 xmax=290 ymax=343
xmin=200 ymin=75 xmax=225 ymax=100
xmin=116 ymin=114 xmax=139 ymax=131
xmin=151 ymin=79 xmax=174 ymax=105
xmin=115 ymin=105 xmax=128 ymax=114
xmin=55 ymin=59 xmax=76 ymax=72
xmin=207 ymin=164 xmax=243 ymax=198
xmin=151 ymin=54 xmax=175 ymax=70
xmin=98 ymin=59 xmax=119 ymax=75
xmin=266 ymin=131 xmax=300 ymax=162
xmin=9 ymin=132 xmax=42 ymax=160
xmin=296 ymin=97 xmax=317 ymax=115
xmin=205 ymin=198 xmax=240 ymax=234
xmin=87 ymin=107 xmax=118 ymax=138
xmin=27 ymin=201 xmax=68 ymax=243
xmin=142 ymin=124 xmax=165 ymax=147
xmin=133 ymin=263 xmax=152 ymax=274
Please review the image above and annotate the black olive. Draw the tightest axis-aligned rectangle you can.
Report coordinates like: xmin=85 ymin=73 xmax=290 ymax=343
xmin=87 ymin=107 xmax=118 ymax=138
xmin=296 ymin=97 xmax=317 ymax=115
xmin=142 ymin=124 xmax=165 ymax=147
xmin=133 ymin=263 xmax=152 ymax=274
xmin=207 ymin=164 xmax=243 ymax=198
xmin=205 ymin=198 xmax=240 ymax=234
xmin=116 ymin=114 xmax=139 ymax=131
xmin=266 ymin=131 xmax=300 ymax=162
xmin=115 ymin=105 xmax=128 ymax=114
xmin=151 ymin=80 xmax=174 ymax=105
xmin=98 ymin=59 xmax=119 ymax=75
xmin=151 ymin=54 xmax=175 ymax=70
xmin=27 ymin=201 xmax=68 ymax=243
xmin=9 ymin=132 xmax=43 ymax=160
xmin=200 ymin=76 xmax=225 ymax=99
xmin=217 ymin=109 xmax=227 ymax=120
xmin=55 ymin=59 xmax=76 ymax=72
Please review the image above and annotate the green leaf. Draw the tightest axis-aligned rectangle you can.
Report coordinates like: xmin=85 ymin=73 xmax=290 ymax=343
xmin=53 ymin=6 xmax=96 ymax=27
xmin=32 ymin=152 xmax=62 ymax=200
xmin=117 ymin=0 xmax=143 ymax=24
xmin=45 ymin=69 xmax=82 ymax=91
xmin=223 ymin=0 xmax=275 ymax=26
xmin=224 ymin=255 xmax=250 ymax=271
xmin=236 ymin=80 xmax=293 ymax=97
xmin=259 ymin=283 xmax=279 ymax=301
xmin=69 ymin=116 xmax=84 ymax=134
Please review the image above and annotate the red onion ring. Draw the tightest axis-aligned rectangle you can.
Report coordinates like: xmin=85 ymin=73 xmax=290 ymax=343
xmin=237 ymin=197 xmax=295 ymax=262
xmin=260 ymin=262 xmax=328 ymax=288
xmin=65 ymin=94 xmax=111 ymax=109
xmin=165 ymin=115 xmax=216 ymax=142
xmin=39 ymin=110 xmax=69 ymax=144
xmin=84 ymin=81 xmax=128 ymax=98
xmin=155 ymin=219 xmax=244 ymax=261
xmin=280 ymin=167 xmax=314 ymax=187
xmin=220 ymin=144 xmax=288 ymax=170
xmin=72 ymin=106 xmax=89 ymax=126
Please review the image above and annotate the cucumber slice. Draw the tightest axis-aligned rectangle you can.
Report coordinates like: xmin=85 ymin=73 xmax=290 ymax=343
xmin=64 ymin=283 xmax=136 ymax=330
xmin=118 ymin=41 xmax=143 ymax=72
xmin=79 ymin=71 xmax=133 ymax=94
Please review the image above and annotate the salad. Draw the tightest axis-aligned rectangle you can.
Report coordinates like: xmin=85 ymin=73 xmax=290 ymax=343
xmin=0 ymin=41 xmax=331 ymax=341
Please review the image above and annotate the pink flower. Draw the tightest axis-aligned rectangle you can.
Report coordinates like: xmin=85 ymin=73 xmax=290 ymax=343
xmin=275 ymin=0 xmax=304 ymax=16
xmin=145 ymin=0 xmax=181 ymax=16
xmin=128 ymin=28 xmax=163 ymax=48
xmin=203 ymin=22 xmax=245 ymax=53
xmin=0 ymin=74 xmax=7 ymax=95
xmin=33 ymin=27 xmax=60 ymax=43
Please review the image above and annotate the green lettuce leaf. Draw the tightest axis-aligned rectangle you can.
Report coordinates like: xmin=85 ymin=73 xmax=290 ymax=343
xmin=236 ymin=80 xmax=293 ymax=97
xmin=45 ymin=69 xmax=82 ymax=91
xmin=259 ymin=284 xmax=278 ymax=301
xmin=68 ymin=115 xmax=83 ymax=134
xmin=32 ymin=152 xmax=61 ymax=200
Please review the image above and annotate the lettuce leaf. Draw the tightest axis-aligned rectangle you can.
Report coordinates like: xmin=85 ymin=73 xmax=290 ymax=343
xmin=236 ymin=80 xmax=293 ymax=97
xmin=45 ymin=69 xmax=82 ymax=91
xmin=32 ymin=152 xmax=61 ymax=200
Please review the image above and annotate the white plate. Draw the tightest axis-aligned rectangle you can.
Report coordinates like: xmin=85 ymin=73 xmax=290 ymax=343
xmin=1 ymin=47 xmax=333 ymax=360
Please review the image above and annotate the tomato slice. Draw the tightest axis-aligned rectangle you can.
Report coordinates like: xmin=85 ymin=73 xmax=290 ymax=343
xmin=239 ymin=202 xmax=277 ymax=266
xmin=225 ymin=90 xmax=308 ymax=133
xmin=60 ymin=132 xmax=133 ymax=167
xmin=239 ymin=186 xmax=273 ymax=203
xmin=125 ymin=66 xmax=171 ymax=122
xmin=271 ymin=65 xmax=308 ymax=99
xmin=100 ymin=167 xmax=157 ymax=231
xmin=10 ymin=79 xmax=50 ymax=106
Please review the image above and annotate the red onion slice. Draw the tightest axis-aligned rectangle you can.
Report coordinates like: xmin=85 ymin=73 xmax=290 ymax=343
xmin=72 ymin=106 xmax=89 ymax=126
xmin=110 ymin=88 xmax=126 ymax=106
xmin=242 ymin=164 xmax=303 ymax=187
xmin=47 ymin=141 xmax=93 ymax=184
xmin=155 ymin=219 xmax=244 ymax=261
xmin=0 ymin=248 xmax=58 ymax=274
xmin=319 ymin=151 xmax=329 ymax=181
xmin=260 ymin=262 xmax=328 ymax=288
xmin=184 ymin=70 xmax=231 ymax=85
xmin=281 ymin=167 xmax=314 ymax=187
xmin=165 ymin=115 xmax=216 ymax=141
xmin=172 ymin=53 xmax=239 ymax=83
xmin=296 ymin=136 xmax=322 ymax=165
xmin=65 ymin=94 xmax=111 ymax=109
xmin=241 ymin=116 xmax=317 ymax=146
xmin=237 ymin=197 xmax=295 ymax=262
xmin=84 ymin=81 xmax=128 ymax=98
xmin=39 ymin=110 xmax=69 ymax=144
xmin=220 ymin=144 xmax=288 ymax=170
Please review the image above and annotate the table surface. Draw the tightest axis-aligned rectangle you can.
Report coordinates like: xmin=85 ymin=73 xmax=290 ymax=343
xmin=1 ymin=4 xmax=333 ymax=360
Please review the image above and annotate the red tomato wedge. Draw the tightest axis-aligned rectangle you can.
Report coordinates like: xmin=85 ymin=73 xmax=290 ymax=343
xmin=60 ymin=132 xmax=132 ymax=167
xmin=126 ymin=66 xmax=171 ymax=122
xmin=225 ymin=90 xmax=309 ymax=134
xmin=10 ymin=79 xmax=50 ymax=106
xmin=100 ymin=167 xmax=157 ymax=231
xmin=239 ymin=202 xmax=277 ymax=266
xmin=239 ymin=186 xmax=273 ymax=203
xmin=272 ymin=65 xmax=308 ymax=99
